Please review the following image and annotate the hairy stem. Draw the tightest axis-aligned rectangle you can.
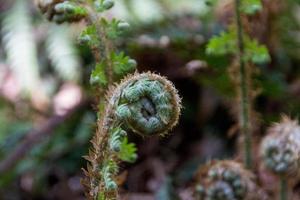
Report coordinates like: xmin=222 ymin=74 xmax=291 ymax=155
xmin=82 ymin=73 xmax=181 ymax=200
xmin=86 ymin=5 xmax=114 ymax=85
xmin=280 ymin=176 xmax=288 ymax=200
xmin=234 ymin=0 xmax=252 ymax=169
xmin=100 ymin=25 xmax=114 ymax=84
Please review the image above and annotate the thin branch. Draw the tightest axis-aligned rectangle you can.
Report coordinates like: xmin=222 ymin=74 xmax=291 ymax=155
xmin=280 ymin=176 xmax=288 ymax=200
xmin=234 ymin=0 xmax=252 ymax=169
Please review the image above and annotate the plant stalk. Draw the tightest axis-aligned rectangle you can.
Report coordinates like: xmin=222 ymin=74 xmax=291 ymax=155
xmin=234 ymin=0 xmax=252 ymax=169
xmin=280 ymin=176 xmax=288 ymax=200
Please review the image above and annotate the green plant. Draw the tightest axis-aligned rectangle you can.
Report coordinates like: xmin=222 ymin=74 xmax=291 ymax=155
xmin=194 ymin=160 xmax=265 ymax=200
xmin=205 ymin=0 xmax=270 ymax=169
xmin=37 ymin=0 xmax=181 ymax=199
xmin=193 ymin=0 xmax=300 ymax=199
xmin=82 ymin=72 xmax=181 ymax=199
xmin=260 ymin=116 xmax=300 ymax=200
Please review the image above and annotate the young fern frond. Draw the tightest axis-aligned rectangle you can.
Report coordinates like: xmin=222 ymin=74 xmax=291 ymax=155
xmin=260 ymin=116 xmax=300 ymax=200
xmin=260 ymin=116 xmax=300 ymax=177
xmin=194 ymin=160 xmax=266 ymax=200
xmin=37 ymin=2 xmax=181 ymax=199
xmin=82 ymin=72 xmax=181 ymax=199
xmin=206 ymin=0 xmax=270 ymax=169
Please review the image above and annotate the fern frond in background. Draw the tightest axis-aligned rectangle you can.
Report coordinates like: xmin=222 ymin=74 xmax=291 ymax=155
xmin=1 ymin=0 xmax=41 ymax=96
xmin=46 ymin=24 xmax=81 ymax=82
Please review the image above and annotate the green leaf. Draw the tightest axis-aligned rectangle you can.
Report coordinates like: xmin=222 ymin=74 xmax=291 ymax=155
xmin=90 ymin=62 xmax=108 ymax=86
xmin=94 ymin=0 xmax=115 ymax=12
xmin=111 ymin=52 xmax=137 ymax=76
xmin=244 ymin=38 xmax=270 ymax=64
xmin=100 ymin=18 xmax=130 ymax=39
xmin=206 ymin=27 xmax=270 ymax=64
xmin=118 ymin=137 xmax=137 ymax=163
xmin=241 ymin=0 xmax=262 ymax=15
xmin=97 ymin=192 xmax=105 ymax=200
xmin=206 ymin=29 xmax=237 ymax=56
xmin=79 ymin=25 xmax=99 ymax=46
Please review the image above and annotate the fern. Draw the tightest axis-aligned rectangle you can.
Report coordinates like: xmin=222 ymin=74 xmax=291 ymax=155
xmin=37 ymin=1 xmax=182 ymax=199
xmin=206 ymin=27 xmax=270 ymax=64
xmin=118 ymin=137 xmax=137 ymax=163
xmin=46 ymin=24 xmax=81 ymax=82
xmin=241 ymin=0 xmax=262 ymax=15
xmin=2 ymin=0 xmax=41 ymax=95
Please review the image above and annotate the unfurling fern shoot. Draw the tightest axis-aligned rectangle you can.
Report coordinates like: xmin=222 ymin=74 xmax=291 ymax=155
xmin=194 ymin=160 xmax=265 ymax=200
xmin=260 ymin=116 xmax=300 ymax=200
xmin=82 ymin=72 xmax=181 ymax=199
xmin=37 ymin=1 xmax=181 ymax=199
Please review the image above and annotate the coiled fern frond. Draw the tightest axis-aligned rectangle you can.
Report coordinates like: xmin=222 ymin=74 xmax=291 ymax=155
xmin=2 ymin=0 xmax=41 ymax=94
xmin=37 ymin=1 xmax=182 ymax=199
xmin=109 ymin=72 xmax=181 ymax=136
xmin=194 ymin=160 xmax=266 ymax=200
xmin=82 ymin=72 xmax=181 ymax=200
xmin=260 ymin=116 xmax=300 ymax=178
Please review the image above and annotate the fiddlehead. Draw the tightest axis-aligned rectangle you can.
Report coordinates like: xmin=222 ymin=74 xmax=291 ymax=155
xmin=194 ymin=160 xmax=265 ymax=200
xmin=82 ymin=72 xmax=181 ymax=199
xmin=112 ymin=72 xmax=181 ymax=136
xmin=260 ymin=116 xmax=300 ymax=200
xmin=37 ymin=1 xmax=181 ymax=199
xmin=260 ymin=116 xmax=300 ymax=177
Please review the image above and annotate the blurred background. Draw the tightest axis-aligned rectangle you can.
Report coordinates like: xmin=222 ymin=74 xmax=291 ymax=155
xmin=0 ymin=0 xmax=300 ymax=199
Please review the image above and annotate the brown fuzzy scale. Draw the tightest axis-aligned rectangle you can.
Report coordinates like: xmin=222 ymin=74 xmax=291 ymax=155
xmin=82 ymin=72 xmax=181 ymax=200
xmin=194 ymin=160 xmax=268 ymax=200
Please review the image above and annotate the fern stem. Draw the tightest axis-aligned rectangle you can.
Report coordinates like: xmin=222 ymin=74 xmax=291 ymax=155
xmin=86 ymin=6 xmax=114 ymax=85
xmin=100 ymin=26 xmax=114 ymax=84
xmin=234 ymin=0 xmax=252 ymax=169
xmin=82 ymin=73 xmax=181 ymax=200
xmin=280 ymin=176 xmax=288 ymax=200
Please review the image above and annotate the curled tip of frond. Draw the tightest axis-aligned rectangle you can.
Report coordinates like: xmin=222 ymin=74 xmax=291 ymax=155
xmin=104 ymin=71 xmax=182 ymax=136
xmin=260 ymin=115 xmax=300 ymax=178
xmin=194 ymin=160 xmax=262 ymax=200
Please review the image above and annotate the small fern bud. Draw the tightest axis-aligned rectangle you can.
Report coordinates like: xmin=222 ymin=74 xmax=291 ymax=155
xmin=102 ymin=160 xmax=118 ymax=190
xmin=102 ymin=0 xmax=114 ymax=10
xmin=38 ymin=0 xmax=87 ymax=23
xmin=78 ymin=35 xmax=91 ymax=45
xmin=194 ymin=160 xmax=265 ymax=200
xmin=127 ymin=59 xmax=137 ymax=69
xmin=117 ymin=21 xmax=130 ymax=33
xmin=109 ymin=128 xmax=127 ymax=152
xmin=260 ymin=116 xmax=300 ymax=178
